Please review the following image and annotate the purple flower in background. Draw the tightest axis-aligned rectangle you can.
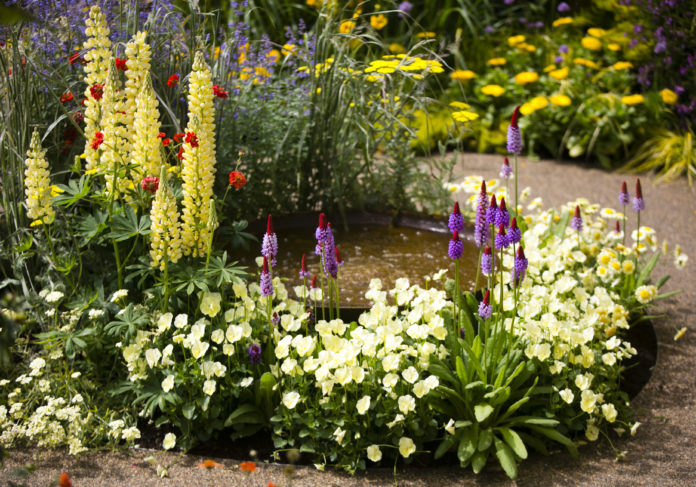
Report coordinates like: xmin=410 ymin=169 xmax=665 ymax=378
xmin=633 ymin=178 xmax=645 ymax=212
xmin=507 ymin=106 xmax=523 ymax=155
xmin=495 ymin=224 xmax=509 ymax=249
xmin=500 ymin=156 xmax=513 ymax=179
xmin=559 ymin=44 xmax=569 ymax=54
xmin=474 ymin=182 xmax=489 ymax=248
xmin=571 ymin=205 xmax=583 ymax=232
xmin=512 ymin=246 xmax=528 ymax=287
xmin=449 ymin=201 xmax=465 ymax=233
xmin=449 ymin=231 xmax=464 ymax=260
xmin=260 ymin=257 xmax=274 ymax=297
xmin=504 ymin=0 xmax=514 ymax=4
xmin=619 ymin=181 xmax=630 ymax=206
xmin=485 ymin=25 xmax=494 ymax=34
xmin=398 ymin=1 xmax=412 ymax=18
xmin=508 ymin=217 xmax=521 ymax=245
xmin=248 ymin=344 xmax=262 ymax=364
xmin=478 ymin=290 xmax=491 ymax=319
xmin=486 ymin=195 xmax=499 ymax=226
xmin=496 ymin=198 xmax=510 ymax=227
xmin=261 ymin=214 xmax=278 ymax=267
xmin=557 ymin=2 xmax=571 ymax=12
xmin=554 ymin=55 xmax=564 ymax=64
xmin=481 ymin=246 xmax=494 ymax=275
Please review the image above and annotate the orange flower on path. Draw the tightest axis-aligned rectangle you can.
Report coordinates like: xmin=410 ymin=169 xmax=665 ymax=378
xmin=268 ymin=482 xmax=277 ymax=487
xmin=240 ymin=461 xmax=257 ymax=472
xmin=59 ymin=472 xmax=72 ymax=487
xmin=197 ymin=459 xmax=223 ymax=469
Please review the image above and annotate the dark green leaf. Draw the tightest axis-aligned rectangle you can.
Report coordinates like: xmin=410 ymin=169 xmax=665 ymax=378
xmin=498 ymin=427 xmax=528 ymax=459
xmin=494 ymin=438 xmax=518 ymax=479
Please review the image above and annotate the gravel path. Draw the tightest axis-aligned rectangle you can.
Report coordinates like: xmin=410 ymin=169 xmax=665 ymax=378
xmin=2 ymin=154 xmax=695 ymax=487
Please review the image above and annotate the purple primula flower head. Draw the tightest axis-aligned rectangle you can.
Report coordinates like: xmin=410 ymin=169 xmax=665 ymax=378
xmin=619 ymin=181 xmax=630 ymax=206
xmin=315 ymin=212 xmax=328 ymax=242
xmin=507 ymin=106 xmax=523 ymax=155
xmin=508 ymin=217 xmax=521 ymax=244
xmin=449 ymin=231 xmax=464 ymax=260
xmin=260 ymin=257 xmax=274 ymax=297
xmin=495 ymin=224 xmax=509 ymax=249
xmin=513 ymin=246 xmax=528 ymax=287
xmin=311 ymin=274 xmax=318 ymax=289
xmin=559 ymin=44 xmax=569 ymax=54
xmin=500 ymin=156 xmax=513 ymax=179
xmin=486 ymin=195 xmax=498 ymax=225
xmin=615 ymin=220 xmax=621 ymax=234
xmin=248 ymin=344 xmax=262 ymax=364
xmin=481 ymin=246 xmax=494 ymax=275
xmin=478 ymin=289 xmax=492 ymax=319
xmin=571 ymin=205 xmax=583 ymax=231
xmin=557 ymin=2 xmax=571 ymax=12
xmin=449 ymin=201 xmax=465 ymax=233
xmin=261 ymin=214 xmax=278 ymax=267
xmin=496 ymin=198 xmax=510 ymax=227
xmin=335 ymin=246 xmax=344 ymax=266
xmin=299 ymin=253 xmax=310 ymax=280
xmin=633 ymin=178 xmax=645 ymax=212
xmin=398 ymin=1 xmax=412 ymax=18
xmin=504 ymin=0 xmax=514 ymax=4
xmin=475 ymin=183 xmax=489 ymax=248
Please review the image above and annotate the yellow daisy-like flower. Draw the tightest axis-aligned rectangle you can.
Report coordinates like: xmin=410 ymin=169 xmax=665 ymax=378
xmin=450 ymin=69 xmax=475 ymax=81
xmin=520 ymin=96 xmax=548 ymax=115
xmin=487 ymin=57 xmax=506 ymax=66
xmin=574 ymin=58 xmax=600 ymax=69
xmin=514 ymin=71 xmax=539 ymax=85
xmin=507 ymin=35 xmax=525 ymax=47
xmin=587 ymin=27 xmax=606 ymax=38
xmin=621 ymin=94 xmax=645 ymax=105
xmin=552 ymin=17 xmax=573 ymax=27
xmin=660 ymin=88 xmax=678 ymax=105
xmin=544 ymin=64 xmax=557 ymax=73
xmin=480 ymin=84 xmax=505 ymax=97
xmin=370 ymin=14 xmax=388 ymax=30
xmin=549 ymin=94 xmax=571 ymax=106
xmin=581 ymin=37 xmax=602 ymax=50
xmin=416 ymin=31 xmax=436 ymax=39
xmin=451 ymin=110 xmax=479 ymax=123
xmin=266 ymin=49 xmax=281 ymax=63
xmin=613 ymin=61 xmax=633 ymax=70
xmin=608 ymin=43 xmax=621 ymax=51
xmin=449 ymin=101 xmax=470 ymax=109
xmin=281 ymin=43 xmax=296 ymax=57
xmin=523 ymin=44 xmax=536 ymax=52
xmin=549 ymin=66 xmax=569 ymax=80
xmin=339 ymin=20 xmax=356 ymax=33
xmin=388 ymin=43 xmax=405 ymax=54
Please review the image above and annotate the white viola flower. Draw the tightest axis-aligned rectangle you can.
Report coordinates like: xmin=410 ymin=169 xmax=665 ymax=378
xmin=401 ymin=366 xmax=419 ymax=384
xmin=110 ymin=289 xmax=128 ymax=303
xmin=366 ymin=445 xmax=382 ymax=462
xmin=398 ymin=437 xmax=416 ymax=458
xmin=145 ymin=348 xmax=162 ymax=368
xmin=282 ymin=391 xmax=300 ymax=409
xmin=281 ymin=358 xmax=298 ymax=376
xmin=356 ymin=395 xmax=371 ymax=415
xmin=333 ymin=427 xmax=346 ymax=445
xmin=559 ymin=388 xmax=574 ymax=404
xmin=382 ymin=373 xmax=399 ymax=389
xmin=226 ymin=324 xmax=243 ymax=344
xmin=602 ymin=352 xmax=616 ymax=366
xmin=156 ymin=312 xmax=173 ymax=333
xmin=190 ymin=341 xmax=209 ymax=359
xmin=601 ymin=403 xmax=618 ymax=423
xmin=121 ymin=426 xmax=141 ymax=442
xmin=202 ymin=379 xmax=217 ymax=396
xmin=174 ymin=314 xmax=188 ymax=328
xmin=445 ymin=419 xmax=456 ymax=435
xmin=398 ymin=394 xmax=416 ymax=415
xmin=574 ymin=373 xmax=593 ymax=391
xmin=275 ymin=335 xmax=292 ymax=359
xmin=240 ymin=377 xmax=253 ymax=388
xmin=630 ymin=422 xmax=641 ymax=436
xmin=210 ymin=329 xmax=225 ymax=344
xmin=580 ymin=389 xmax=597 ymax=413
xmin=413 ymin=380 xmax=429 ymax=399
xmin=382 ymin=354 xmax=401 ymax=372
xmin=351 ymin=366 xmax=365 ymax=383
xmin=585 ymin=421 xmax=600 ymax=441
xmin=163 ymin=432 xmax=176 ymax=450
xmin=161 ymin=375 xmax=175 ymax=393
xmin=190 ymin=320 xmax=207 ymax=340
xmin=223 ymin=344 xmax=235 ymax=356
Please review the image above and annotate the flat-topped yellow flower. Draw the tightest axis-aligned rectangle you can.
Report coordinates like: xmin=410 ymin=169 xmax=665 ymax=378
xmin=549 ymin=66 xmax=569 ymax=80
xmin=660 ymin=88 xmax=678 ymax=105
xmin=339 ymin=20 xmax=355 ymax=33
xmin=364 ymin=55 xmax=443 ymax=75
xmin=612 ymin=61 xmax=633 ymax=70
xmin=487 ymin=57 xmax=506 ymax=66
xmin=451 ymin=109 xmax=479 ymax=123
xmin=389 ymin=43 xmax=405 ymax=54
xmin=520 ymin=96 xmax=548 ymax=115
xmin=416 ymin=31 xmax=436 ymax=39
xmin=587 ymin=27 xmax=606 ymax=37
xmin=515 ymin=71 xmax=539 ymax=85
xmin=481 ymin=84 xmax=505 ymax=97
xmin=621 ymin=94 xmax=644 ymax=105
xmin=574 ymin=58 xmax=600 ymax=69
xmin=608 ymin=43 xmax=621 ymax=51
xmin=370 ymin=14 xmax=387 ymax=30
xmin=450 ymin=69 xmax=475 ymax=81
xmin=549 ymin=94 xmax=572 ymax=106
xmin=581 ymin=37 xmax=602 ymax=50
xmin=507 ymin=35 xmax=525 ymax=47
xmin=552 ymin=17 xmax=573 ymax=27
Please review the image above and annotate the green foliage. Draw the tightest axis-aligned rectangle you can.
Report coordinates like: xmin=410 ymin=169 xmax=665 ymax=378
xmin=623 ymin=129 xmax=696 ymax=186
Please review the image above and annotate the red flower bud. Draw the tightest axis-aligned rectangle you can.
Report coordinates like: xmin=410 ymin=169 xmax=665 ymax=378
xmin=510 ymin=105 xmax=521 ymax=127
xmin=212 ymin=84 xmax=229 ymax=98
xmin=228 ymin=171 xmax=246 ymax=189
xmin=115 ymin=57 xmax=128 ymax=71
xmin=635 ymin=178 xmax=642 ymax=198
xmin=266 ymin=214 xmax=274 ymax=235
xmin=90 ymin=83 xmax=104 ymax=100
xmin=318 ymin=213 xmax=327 ymax=230
xmin=60 ymin=91 xmax=73 ymax=103
xmin=167 ymin=74 xmax=179 ymax=87
xmin=141 ymin=176 xmax=159 ymax=193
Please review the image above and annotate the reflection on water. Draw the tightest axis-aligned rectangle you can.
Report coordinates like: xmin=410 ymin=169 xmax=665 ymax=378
xmin=242 ymin=224 xmax=480 ymax=307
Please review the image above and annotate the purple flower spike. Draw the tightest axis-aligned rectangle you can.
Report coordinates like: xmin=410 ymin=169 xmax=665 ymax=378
xmin=398 ymin=1 xmax=412 ymax=18
xmin=486 ymin=195 xmax=498 ymax=225
xmin=248 ymin=344 xmax=262 ymax=365
xmin=495 ymin=224 xmax=509 ymax=249
xmin=571 ymin=205 xmax=583 ymax=231
xmin=315 ymin=213 xmax=329 ymax=243
xmin=500 ymin=156 xmax=513 ymax=179
xmin=478 ymin=289 xmax=491 ymax=319
xmin=449 ymin=201 xmax=465 ymax=233
xmin=449 ymin=231 xmax=464 ymax=260
xmin=507 ymin=106 xmax=523 ymax=155
xmin=299 ymin=253 xmax=309 ymax=280
xmin=261 ymin=214 xmax=278 ymax=267
xmin=513 ymin=246 xmax=528 ymax=287
xmin=557 ymin=2 xmax=570 ymax=12
xmin=474 ymin=184 xmax=489 ymax=248
xmin=632 ymin=178 xmax=645 ymax=212
xmin=496 ymin=198 xmax=510 ymax=227
xmin=481 ymin=246 xmax=494 ymax=275
xmin=335 ymin=246 xmax=344 ymax=266
xmin=260 ymin=257 xmax=274 ymax=297
xmin=508 ymin=217 xmax=521 ymax=244
xmin=619 ymin=181 xmax=630 ymax=206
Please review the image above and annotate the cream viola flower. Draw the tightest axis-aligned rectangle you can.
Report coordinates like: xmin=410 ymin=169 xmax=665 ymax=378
xmin=575 ymin=373 xmax=593 ymax=391
xmin=144 ymin=348 xmax=161 ymax=368
xmin=282 ymin=391 xmax=300 ymax=409
xmin=382 ymin=373 xmax=399 ymax=388
xmin=580 ymin=389 xmax=597 ymax=413
xmin=211 ymin=329 xmax=224 ymax=344
xmin=559 ymin=388 xmax=574 ymax=404
xmin=585 ymin=421 xmax=600 ymax=441
xmin=202 ymin=379 xmax=216 ymax=396
xmin=367 ymin=445 xmax=382 ymax=462
xmin=161 ymin=375 xmax=175 ymax=393
xmin=24 ymin=129 xmax=55 ymax=226
xmin=121 ymin=426 xmax=141 ymax=442
xmin=199 ymin=292 xmax=222 ymax=317
xmin=398 ymin=394 xmax=416 ymax=415
xmin=401 ymin=366 xmax=419 ymax=384
xmin=163 ymin=432 xmax=176 ymax=450
xmin=398 ymin=437 xmax=416 ymax=458
xmin=602 ymin=403 xmax=618 ymax=422
xmin=190 ymin=341 xmax=209 ymax=359
xmin=356 ymin=395 xmax=371 ymax=415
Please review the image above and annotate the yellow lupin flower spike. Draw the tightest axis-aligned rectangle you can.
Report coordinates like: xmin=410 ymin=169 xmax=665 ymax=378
xmin=24 ymin=128 xmax=55 ymax=226
xmin=100 ymin=58 xmax=130 ymax=199
xmin=123 ymin=31 xmax=153 ymax=162
xmin=150 ymin=167 xmax=182 ymax=270
xmin=130 ymin=72 xmax=163 ymax=184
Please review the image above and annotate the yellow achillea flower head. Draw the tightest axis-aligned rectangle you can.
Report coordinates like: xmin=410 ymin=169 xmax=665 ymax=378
xmin=124 ymin=31 xmax=152 ymax=158
xmin=487 ymin=58 xmax=506 ymax=66
xmin=660 ymin=88 xmax=678 ymax=105
xmin=130 ymin=73 xmax=163 ymax=183
xmin=549 ymin=94 xmax=571 ymax=106
xmin=150 ymin=168 xmax=182 ymax=270
xmin=581 ymin=37 xmax=602 ymax=50
xmin=573 ymin=58 xmax=600 ymax=69
xmin=370 ymin=14 xmax=387 ymax=30
xmin=481 ymin=84 xmax=505 ymax=97
xmin=552 ymin=17 xmax=573 ymax=27
xmin=181 ymin=51 xmax=217 ymax=257
xmin=587 ymin=28 xmax=606 ymax=38
xmin=608 ymin=43 xmax=621 ymax=51
xmin=514 ymin=71 xmax=539 ymax=85
xmin=549 ymin=66 xmax=569 ymax=80
xmin=612 ymin=61 xmax=633 ymax=70
xmin=450 ymin=69 xmax=475 ymax=81
xmin=507 ymin=35 xmax=525 ymax=47
xmin=621 ymin=94 xmax=644 ymax=105
xmin=24 ymin=128 xmax=55 ymax=226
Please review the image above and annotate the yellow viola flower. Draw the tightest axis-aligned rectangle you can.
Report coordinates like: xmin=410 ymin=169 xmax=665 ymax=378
xmin=549 ymin=94 xmax=572 ymax=106
xmin=450 ymin=69 xmax=475 ymax=81
xmin=613 ymin=61 xmax=633 ymax=70
xmin=660 ymin=88 xmax=678 ymax=105
xmin=581 ymin=37 xmax=602 ymax=50
xmin=552 ymin=17 xmax=573 ymax=27
xmin=514 ymin=71 xmax=539 ymax=85
xmin=481 ymin=84 xmax=505 ymax=97
xmin=339 ymin=20 xmax=356 ymax=33
xmin=487 ymin=58 xmax=506 ymax=66
xmin=549 ymin=66 xmax=569 ymax=80
xmin=587 ymin=27 xmax=606 ymax=37
xmin=621 ymin=94 xmax=645 ymax=105
xmin=608 ymin=43 xmax=621 ymax=51
xmin=507 ymin=35 xmax=525 ymax=47
xmin=370 ymin=14 xmax=387 ymax=30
